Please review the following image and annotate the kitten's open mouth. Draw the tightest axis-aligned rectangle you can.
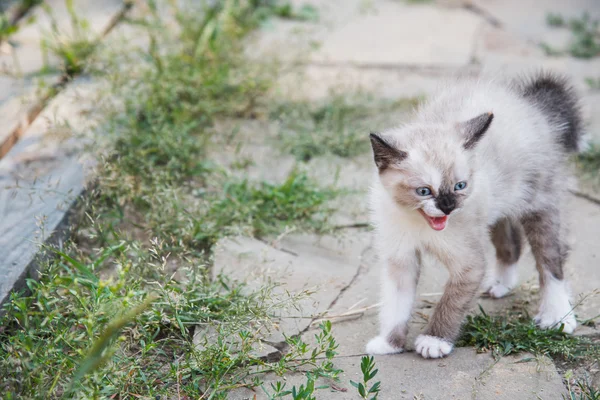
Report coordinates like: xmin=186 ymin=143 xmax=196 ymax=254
xmin=418 ymin=209 xmax=448 ymax=231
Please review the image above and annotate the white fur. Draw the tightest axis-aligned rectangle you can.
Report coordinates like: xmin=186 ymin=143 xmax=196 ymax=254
xmin=414 ymin=335 xmax=453 ymax=358
xmin=378 ymin=271 xmax=414 ymax=334
xmin=487 ymin=263 xmax=518 ymax=298
xmin=366 ymin=336 xmax=404 ymax=355
xmin=535 ymin=272 xmax=577 ymax=333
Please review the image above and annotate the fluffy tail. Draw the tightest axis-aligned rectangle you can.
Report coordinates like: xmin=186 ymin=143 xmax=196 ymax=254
xmin=515 ymin=72 xmax=584 ymax=152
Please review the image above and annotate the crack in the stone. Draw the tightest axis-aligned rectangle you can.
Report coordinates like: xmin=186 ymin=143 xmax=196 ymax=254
xmin=257 ymin=238 xmax=299 ymax=257
xmin=257 ymin=241 xmax=374 ymax=363
xmin=301 ymin=60 xmax=481 ymax=75
xmin=462 ymin=3 xmax=502 ymax=28
xmin=322 ymin=242 xmax=373 ymax=314
xmin=571 ymin=190 xmax=600 ymax=207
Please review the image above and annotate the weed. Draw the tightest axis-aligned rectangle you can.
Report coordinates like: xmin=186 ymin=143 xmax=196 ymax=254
xmin=547 ymin=13 xmax=565 ymax=27
xmin=0 ymin=12 xmax=18 ymax=41
xmin=272 ymin=94 xmax=419 ymax=161
xmin=544 ymin=12 xmax=600 ymax=58
xmin=262 ymin=321 xmax=341 ymax=399
xmin=457 ymin=307 xmax=599 ymax=362
xmin=575 ymin=145 xmax=600 ymax=186
xmin=350 ymin=356 xmax=381 ymax=400
xmin=0 ymin=0 xmax=345 ymax=397
xmin=564 ymin=370 xmax=600 ymax=400
xmin=585 ymin=77 xmax=600 ymax=91
xmin=40 ymin=0 xmax=97 ymax=76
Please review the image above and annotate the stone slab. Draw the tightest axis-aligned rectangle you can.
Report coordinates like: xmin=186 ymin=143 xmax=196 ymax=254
xmin=211 ymin=231 xmax=371 ymax=342
xmin=230 ymin=349 xmax=566 ymax=399
xmin=472 ymin=0 xmax=600 ymax=48
xmin=312 ymin=1 xmax=482 ymax=67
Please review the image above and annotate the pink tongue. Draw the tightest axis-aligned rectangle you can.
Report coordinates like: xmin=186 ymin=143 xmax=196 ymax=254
xmin=430 ymin=216 xmax=447 ymax=231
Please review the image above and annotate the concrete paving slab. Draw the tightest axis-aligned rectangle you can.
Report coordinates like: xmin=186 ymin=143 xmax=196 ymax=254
xmin=472 ymin=0 xmax=600 ymax=48
xmin=313 ymin=2 xmax=481 ymax=67
xmin=229 ymin=349 xmax=566 ymax=399
xmin=211 ymin=231 xmax=372 ymax=342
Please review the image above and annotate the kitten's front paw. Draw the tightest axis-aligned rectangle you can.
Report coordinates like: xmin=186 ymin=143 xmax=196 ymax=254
xmin=487 ymin=283 xmax=512 ymax=299
xmin=414 ymin=334 xmax=453 ymax=359
xmin=366 ymin=336 xmax=403 ymax=355
xmin=534 ymin=310 xmax=577 ymax=334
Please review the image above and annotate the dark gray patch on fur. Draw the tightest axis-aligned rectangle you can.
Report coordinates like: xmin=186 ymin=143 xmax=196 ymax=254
xmin=490 ymin=218 xmax=523 ymax=265
xmin=515 ymin=72 xmax=583 ymax=152
xmin=424 ymin=241 xmax=486 ymax=342
xmin=387 ymin=325 xmax=408 ymax=349
xmin=435 ymin=190 xmax=457 ymax=215
xmin=460 ymin=112 xmax=494 ymax=150
xmin=425 ymin=265 xmax=485 ymax=341
xmin=369 ymin=132 xmax=408 ymax=171
xmin=521 ymin=211 xmax=568 ymax=281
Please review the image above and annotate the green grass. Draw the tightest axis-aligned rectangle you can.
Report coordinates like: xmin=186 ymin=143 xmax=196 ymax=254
xmin=457 ymin=307 xmax=597 ymax=361
xmin=0 ymin=0 xmax=345 ymax=398
xmin=40 ymin=0 xmax=100 ymax=77
xmin=544 ymin=11 xmax=600 ymax=59
xmin=271 ymin=94 xmax=419 ymax=161
xmin=565 ymin=370 xmax=600 ymax=400
xmin=575 ymin=145 xmax=600 ymax=187
xmin=0 ymin=242 xmax=336 ymax=398
xmin=458 ymin=308 xmax=600 ymax=399
xmin=585 ymin=77 xmax=600 ymax=90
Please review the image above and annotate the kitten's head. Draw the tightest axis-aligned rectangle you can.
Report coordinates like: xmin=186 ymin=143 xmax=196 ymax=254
xmin=370 ymin=112 xmax=493 ymax=231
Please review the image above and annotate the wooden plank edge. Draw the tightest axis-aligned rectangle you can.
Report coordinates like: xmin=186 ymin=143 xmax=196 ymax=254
xmin=0 ymin=185 xmax=89 ymax=315
xmin=0 ymin=0 xmax=132 ymax=159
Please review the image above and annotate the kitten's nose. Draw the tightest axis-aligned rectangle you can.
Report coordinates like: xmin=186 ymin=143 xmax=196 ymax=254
xmin=436 ymin=194 xmax=456 ymax=215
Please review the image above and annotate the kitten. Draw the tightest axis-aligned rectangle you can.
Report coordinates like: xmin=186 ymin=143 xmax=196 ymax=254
xmin=366 ymin=72 xmax=583 ymax=359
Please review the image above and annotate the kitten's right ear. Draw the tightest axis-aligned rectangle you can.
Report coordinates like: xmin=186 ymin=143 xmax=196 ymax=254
xmin=369 ymin=132 xmax=407 ymax=171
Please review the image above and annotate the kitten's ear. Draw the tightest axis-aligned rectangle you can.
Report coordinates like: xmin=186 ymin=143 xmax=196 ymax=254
xmin=458 ymin=112 xmax=494 ymax=149
xmin=369 ymin=132 xmax=407 ymax=171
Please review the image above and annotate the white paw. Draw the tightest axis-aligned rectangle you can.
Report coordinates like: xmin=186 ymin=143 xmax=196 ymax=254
xmin=414 ymin=334 xmax=453 ymax=359
xmin=366 ymin=336 xmax=403 ymax=355
xmin=535 ymin=274 xmax=577 ymax=334
xmin=487 ymin=263 xmax=518 ymax=299
xmin=487 ymin=283 xmax=511 ymax=299
xmin=534 ymin=310 xmax=577 ymax=334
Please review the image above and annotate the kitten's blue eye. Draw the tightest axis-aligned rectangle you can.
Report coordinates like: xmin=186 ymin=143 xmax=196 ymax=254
xmin=416 ymin=187 xmax=431 ymax=196
xmin=454 ymin=181 xmax=467 ymax=191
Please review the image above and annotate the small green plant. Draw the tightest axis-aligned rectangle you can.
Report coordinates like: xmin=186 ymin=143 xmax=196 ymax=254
xmin=458 ymin=307 xmax=599 ymax=361
xmin=547 ymin=13 xmax=565 ymax=27
xmin=544 ymin=12 xmax=600 ymax=58
xmin=41 ymin=0 xmax=97 ymax=76
xmin=272 ymin=94 xmax=419 ymax=161
xmin=564 ymin=370 xmax=600 ymax=400
xmin=0 ymin=13 xmax=18 ymax=41
xmin=585 ymin=77 xmax=600 ymax=90
xmin=575 ymin=145 xmax=600 ymax=185
xmin=268 ymin=2 xmax=319 ymax=22
xmin=350 ymin=356 xmax=381 ymax=400
xmin=0 ymin=0 xmax=348 ymax=397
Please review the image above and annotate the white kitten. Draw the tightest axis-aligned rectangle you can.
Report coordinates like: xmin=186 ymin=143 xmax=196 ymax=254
xmin=366 ymin=72 xmax=581 ymax=359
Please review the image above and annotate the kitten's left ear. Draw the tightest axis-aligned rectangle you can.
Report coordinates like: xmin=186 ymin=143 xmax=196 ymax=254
xmin=458 ymin=112 xmax=494 ymax=149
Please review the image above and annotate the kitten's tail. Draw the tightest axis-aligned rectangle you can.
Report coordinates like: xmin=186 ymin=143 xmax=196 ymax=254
xmin=515 ymin=71 xmax=585 ymax=152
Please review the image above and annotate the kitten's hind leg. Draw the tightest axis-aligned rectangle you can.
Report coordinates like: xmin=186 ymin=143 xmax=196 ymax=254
xmin=521 ymin=210 xmax=577 ymax=333
xmin=366 ymin=250 xmax=420 ymax=355
xmin=488 ymin=218 xmax=522 ymax=298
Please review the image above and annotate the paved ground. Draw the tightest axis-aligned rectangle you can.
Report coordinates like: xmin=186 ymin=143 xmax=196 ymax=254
xmin=1 ymin=0 xmax=599 ymax=398
xmin=216 ymin=0 xmax=600 ymax=398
